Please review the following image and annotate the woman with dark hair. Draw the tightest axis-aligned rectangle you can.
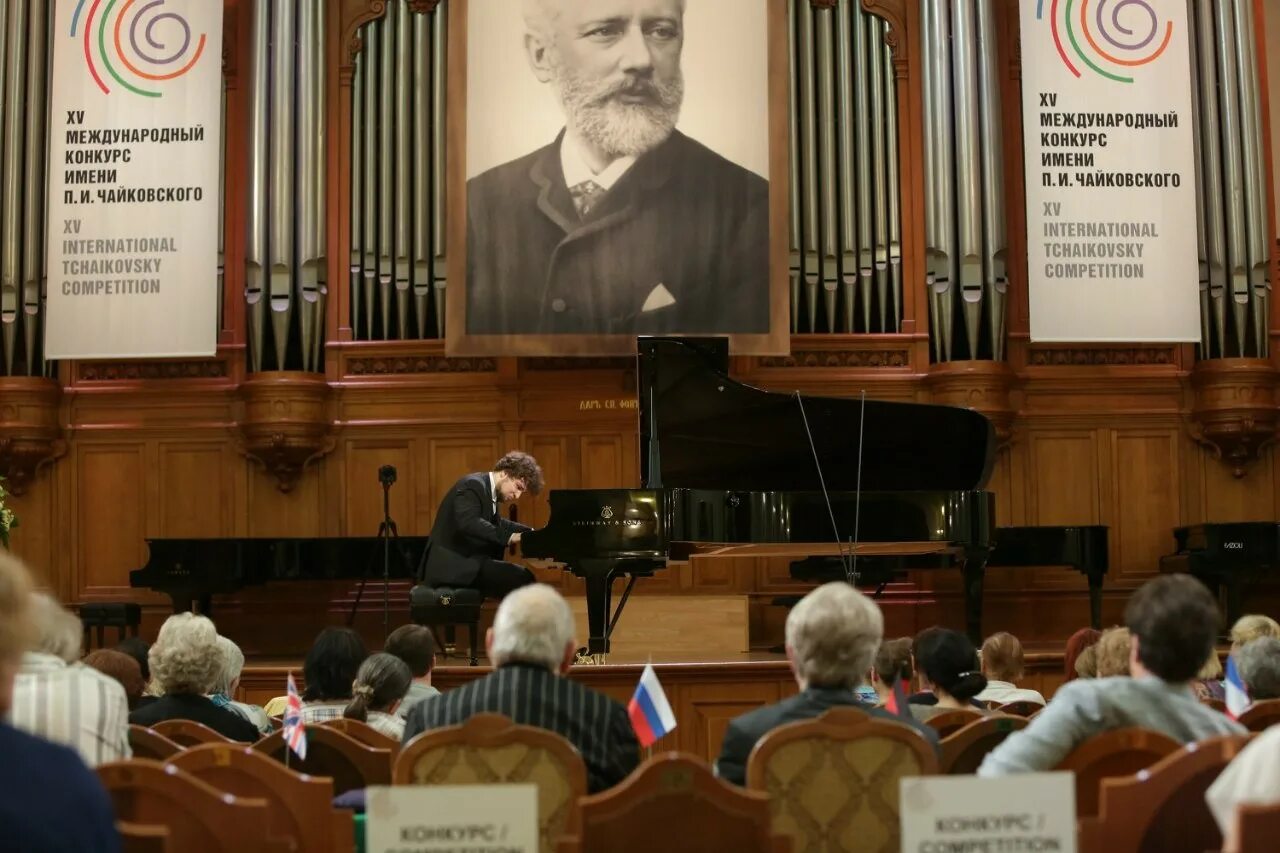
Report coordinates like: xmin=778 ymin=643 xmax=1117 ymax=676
xmin=914 ymin=629 xmax=990 ymax=719
xmin=83 ymin=650 xmax=146 ymax=710
xmin=343 ymin=653 xmax=412 ymax=739
xmin=300 ymin=627 xmax=368 ymax=724
xmin=1063 ymin=628 xmax=1101 ymax=682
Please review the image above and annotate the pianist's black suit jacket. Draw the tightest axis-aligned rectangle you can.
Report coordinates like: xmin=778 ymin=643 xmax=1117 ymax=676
xmin=402 ymin=661 xmax=640 ymax=792
xmin=422 ymin=473 xmax=532 ymax=587
xmin=714 ymin=686 xmax=940 ymax=786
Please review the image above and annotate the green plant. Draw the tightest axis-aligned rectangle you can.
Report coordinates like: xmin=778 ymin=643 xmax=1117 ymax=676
xmin=0 ymin=477 xmax=17 ymax=549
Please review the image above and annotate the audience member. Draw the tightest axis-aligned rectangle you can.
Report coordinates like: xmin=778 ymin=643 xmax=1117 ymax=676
xmin=1064 ymin=627 xmax=1101 ymax=682
xmin=9 ymin=592 xmax=130 ymax=765
xmin=83 ymin=649 xmax=145 ymax=710
xmin=979 ymin=575 xmax=1245 ymax=775
xmin=1074 ymin=644 xmax=1098 ymax=678
xmin=300 ymin=626 xmax=369 ymax=723
xmin=1236 ymin=637 xmax=1280 ymax=702
xmin=0 ymin=554 xmax=120 ymax=852
xmin=384 ymin=624 xmax=441 ymax=720
xmin=128 ymin=613 xmax=260 ymax=742
xmin=210 ymin=636 xmax=273 ymax=735
xmin=976 ymin=632 xmax=1045 ymax=706
xmin=344 ymin=653 xmax=412 ymax=739
xmin=402 ymin=585 xmax=638 ymax=792
xmin=1193 ymin=650 xmax=1225 ymax=703
xmin=869 ymin=637 xmax=933 ymax=722
xmin=1229 ymin=614 xmax=1280 ymax=655
xmin=913 ymin=629 xmax=990 ymax=719
xmin=1205 ymin=724 xmax=1280 ymax=851
xmin=114 ymin=637 xmax=156 ymax=704
xmin=1094 ymin=627 xmax=1132 ymax=678
xmin=716 ymin=583 xmax=938 ymax=786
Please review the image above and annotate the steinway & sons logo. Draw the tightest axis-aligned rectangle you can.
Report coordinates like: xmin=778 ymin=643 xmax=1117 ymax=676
xmin=572 ymin=504 xmax=644 ymax=528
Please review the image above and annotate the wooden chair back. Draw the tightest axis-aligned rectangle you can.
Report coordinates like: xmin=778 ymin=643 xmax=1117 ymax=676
xmin=97 ymin=759 xmax=294 ymax=852
xmin=1235 ymin=799 xmax=1280 ymax=853
xmin=150 ymin=719 xmax=235 ymax=747
xmin=1200 ymin=697 xmax=1227 ymax=714
xmin=168 ymin=742 xmax=352 ymax=853
xmin=563 ymin=753 xmax=788 ymax=853
xmin=923 ymin=709 xmax=985 ymax=738
xmin=1054 ymin=727 xmax=1181 ymax=817
xmin=116 ymin=821 xmax=170 ymax=853
xmin=1237 ymin=699 xmax=1280 ymax=732
xmin=128 ymin=725 xmax=182 ymax=760
xmin=1076 ymin=735 xmax=1252 ymax=853
xmin=746 ymin=707 xmax=937 ymax=853
xmin=940 ymin=715 xmax=1029 ymax=774
xmin=321 ymin=717 xmax=401 ymax=753
xmin=396 ymin=714 xmax=586 ymax=853
xmin=253 ymin=724 xmax=391 ymax=794
xmin=996 ymin=700 xmax=1043 ymax=717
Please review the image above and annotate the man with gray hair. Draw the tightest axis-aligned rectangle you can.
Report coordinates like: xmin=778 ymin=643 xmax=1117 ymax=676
xmin=402 ymin=584 xmax=639 ymax=791
xmin=1237 ymin=636 xmax=1280 ymax=701
xmin=715 ymin=582 xmax=938 ymax=786
xmin=466 ymin=0 xmax=769 ymax=336
xmin=8 ymin=592 xmax=131 ymax=766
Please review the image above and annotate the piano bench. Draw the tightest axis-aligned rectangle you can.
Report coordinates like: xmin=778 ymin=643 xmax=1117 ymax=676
xmin=80 ymin=602 xmax=142 ymax=650
xmin=409 ymin=585 xmax=483 ymax=666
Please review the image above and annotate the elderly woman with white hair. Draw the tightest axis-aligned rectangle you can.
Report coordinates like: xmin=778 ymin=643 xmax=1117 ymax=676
xmin=208 ymin=635 xmax=273 ymax=736
xmin=128 ymin=613 xmax=260 ymax=742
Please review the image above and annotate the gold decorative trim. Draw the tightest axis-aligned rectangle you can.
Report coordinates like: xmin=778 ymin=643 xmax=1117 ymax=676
xmin=79 ymin=361 xmax=228 ymax=381
xmin=348 ymin=356 xmax=496 ymax=375
xmin=1028 ymin=347 xmax=1175 ymax=367
xmin=758 ymin=350 xmax=911 ymax=368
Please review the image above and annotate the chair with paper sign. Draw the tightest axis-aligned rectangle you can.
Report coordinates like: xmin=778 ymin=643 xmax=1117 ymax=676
xmin=1076 ymin=735 xmax=1252 ymax=853
xmin=744 ymin=707 xmax=938 ymax=853
xmin=396 ymin=713 xmax=587 ymax=853
xmin=560 ymin=752 xmax=789 ymax=853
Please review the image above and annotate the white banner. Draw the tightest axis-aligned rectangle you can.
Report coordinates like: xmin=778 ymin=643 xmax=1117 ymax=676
xmin=46 ymin=0 xmax=222 ymax=359
xmin=900 ymin=772 xmax=1076 ymax=853
xmin=1020 ymin=0 xmax=1199 ymax=342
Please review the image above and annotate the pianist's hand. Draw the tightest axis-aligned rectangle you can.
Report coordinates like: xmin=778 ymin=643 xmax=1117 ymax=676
xmin=508 ymin=532 xmax=522 ymax=547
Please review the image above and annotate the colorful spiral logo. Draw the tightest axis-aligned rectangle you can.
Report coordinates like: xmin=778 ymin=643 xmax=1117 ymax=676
xmin=70 ymin=0 xmax=208 ymax=98
xmin=1037 ymin=0 xmax=1174 ymax=84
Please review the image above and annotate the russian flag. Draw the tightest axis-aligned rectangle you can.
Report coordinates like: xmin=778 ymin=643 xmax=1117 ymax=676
xmin=628 ymin=663 xmax=677 ymax=747
xmin=1225 ymin=655 xmax=1250 ymax=720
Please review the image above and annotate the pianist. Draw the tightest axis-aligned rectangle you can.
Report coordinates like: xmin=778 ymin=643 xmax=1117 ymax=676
xmin=420 ymin=452 xmax=545 ymax=599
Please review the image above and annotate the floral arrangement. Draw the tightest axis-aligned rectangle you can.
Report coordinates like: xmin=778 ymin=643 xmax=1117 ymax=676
xmin=0 ymin=477 xmax=16 ymax=549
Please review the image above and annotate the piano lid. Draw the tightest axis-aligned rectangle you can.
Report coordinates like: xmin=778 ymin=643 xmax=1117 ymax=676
xmin=638 ymin=337 xmax=997 ymax=492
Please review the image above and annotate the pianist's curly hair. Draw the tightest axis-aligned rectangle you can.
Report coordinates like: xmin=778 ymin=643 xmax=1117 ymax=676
xmin=494 ymin=451 xmax=545 ymax=495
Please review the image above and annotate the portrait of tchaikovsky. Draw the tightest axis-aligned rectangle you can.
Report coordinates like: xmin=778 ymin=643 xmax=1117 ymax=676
xmin=465 ymin=0 xmax=771 ymax=336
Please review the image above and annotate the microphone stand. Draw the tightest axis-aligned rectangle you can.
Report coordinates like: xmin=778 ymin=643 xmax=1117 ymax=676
xmin=378 ymin=466 xmax=398 ymax=641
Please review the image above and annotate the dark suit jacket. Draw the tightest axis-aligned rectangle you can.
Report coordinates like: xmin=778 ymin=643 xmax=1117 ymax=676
xmin=715 ymin=687 xmax=941 ymax=786
xmin=402 ymin=662 xmax=640 ymax=792
xmin=423 ymin=473 xmax=532 ymax=587
xmin=127 ymin=693 xmax=261 ymax=743
xmin=466 ymin=129 xmax=770 ymax=335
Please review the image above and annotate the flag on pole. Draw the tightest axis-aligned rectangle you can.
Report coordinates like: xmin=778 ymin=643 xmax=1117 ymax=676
xmin=284 ymin=672 xmax=308 ymax=760
xmin=628 ymin=663 xmax=677 ymax=747
xmin=1225 ymin=655 xmax=1250 ymax=720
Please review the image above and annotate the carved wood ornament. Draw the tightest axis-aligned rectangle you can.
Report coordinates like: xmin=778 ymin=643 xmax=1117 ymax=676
xmin=0 ymin=379 xmax=67 ymax=496
xmin=235 ymin=373 xmax=336 ymax=492
xmin=1188 ymin=359 xmax=1280 ymax=478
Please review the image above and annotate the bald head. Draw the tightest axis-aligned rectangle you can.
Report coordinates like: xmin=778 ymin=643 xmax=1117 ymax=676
xmin=487 ymin=584 xmax=576 ymax=672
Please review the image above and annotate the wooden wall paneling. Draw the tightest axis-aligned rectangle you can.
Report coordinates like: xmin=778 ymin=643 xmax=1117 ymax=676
xmin=344 ymin=441 xmax=414 ymax=538
xmin=1108 ymin=430 xmax=1181 ymax=582
xmin=157 ymin=442 xmax=235 ymax=538
xmin=1200 ymin=445 xmax=1276 ymax=522
xmin=7 ymin=472 xmax=57 ymax=593
xmin=78 ymin=444 xmax=147 ymax=599
xmin=579 ymin=435 xmax=624 ymax=489
xmin=1026 ymin=431 xmax=1101 ymax=525
xmin=675 ymin=680 xmax=789 ymax=763
xmin=518 ymin=436 xmax=569 ymax=530
xmin=426 ymin=439 xmax=501 ymax=531
xmin=245 ymin=456 xmax=326 ymax=537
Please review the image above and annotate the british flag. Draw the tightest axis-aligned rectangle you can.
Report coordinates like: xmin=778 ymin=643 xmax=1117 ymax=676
xmin=284 ymin=672 xmax=307 ymax=760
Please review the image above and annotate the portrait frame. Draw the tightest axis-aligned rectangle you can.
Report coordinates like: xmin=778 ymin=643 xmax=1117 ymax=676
xmin=445 ymin=0 xmax=791 ymax=357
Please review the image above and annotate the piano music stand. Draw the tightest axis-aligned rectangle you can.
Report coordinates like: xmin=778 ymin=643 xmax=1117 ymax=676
xmin=348 ymin=465 xmax=403 ymax=639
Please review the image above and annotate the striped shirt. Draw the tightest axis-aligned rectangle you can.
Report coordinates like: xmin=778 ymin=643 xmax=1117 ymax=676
xmin=366 ymin=711 xmax=405 ymax=740
xmin=7 ymin=652 xmax=131 ymax=767
xmin=403 ymin=661 xmax=640 ymax=792
xmin=300 ymin=700 xmax=349 ymax=724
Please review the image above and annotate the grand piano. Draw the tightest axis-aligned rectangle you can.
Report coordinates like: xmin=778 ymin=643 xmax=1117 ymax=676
xmin=522 ymin=337 xmax=1109 ymax=656
xmin=1160 ymin=522 xmax=1280 ymax=628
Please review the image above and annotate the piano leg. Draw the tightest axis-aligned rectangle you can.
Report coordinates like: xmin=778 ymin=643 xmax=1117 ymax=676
xmin=961 ymin=553 xmax=988 ymax=644
xmin=581 ymin=560 xmax=615 ymax=657
xmin=1087 ymin=573 xmax=1104 ymax=630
